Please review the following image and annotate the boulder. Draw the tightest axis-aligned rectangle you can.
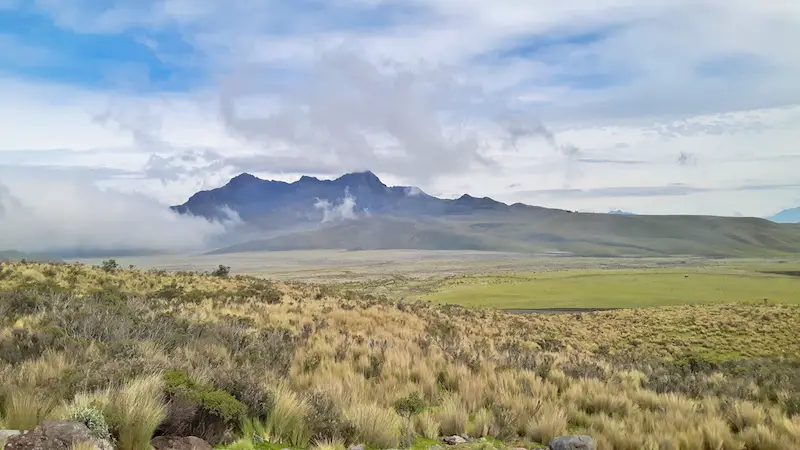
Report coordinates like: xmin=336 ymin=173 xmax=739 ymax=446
xmin=3 ymin=421 xmax=112 ymax=450
xmin=150 ymin=436 xmax=213 ymax=450
xmin=548 ymin=435 xmax=595 ymax=450
xmin=0 ymin=431 xmax=21 ymax=442
xmin=442 ymin=435 xmax=468 ymax=445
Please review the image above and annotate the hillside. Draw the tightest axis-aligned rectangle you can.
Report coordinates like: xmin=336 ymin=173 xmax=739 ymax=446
xmin=209 ymin=210 xmax=800 ymax=258
xmin=175 ymin=171 xmax=800 ymax=257
xmin=0 ymin=261 xmax=799 ymax=449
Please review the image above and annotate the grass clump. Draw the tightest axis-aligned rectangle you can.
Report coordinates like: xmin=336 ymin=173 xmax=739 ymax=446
xmin=266 ymin=384 xmax=311 ymax=447
xmin=105 ymin=374 xmax=166 ymax=450
xmin=345 ymin=403 xmax=406 ymax=449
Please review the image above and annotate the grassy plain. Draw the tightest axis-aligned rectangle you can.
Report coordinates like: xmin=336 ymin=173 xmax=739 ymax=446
xmin=75 ymin=250 xmax=800 ymax=307
xmin=2 ymin=253 xmax=800 ymax=449
xmin=417 ymin=268 xmax=800 ymax=309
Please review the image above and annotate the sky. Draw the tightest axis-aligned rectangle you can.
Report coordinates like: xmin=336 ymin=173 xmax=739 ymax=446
xmin=1 ymin=0 xmax=800 ymax=251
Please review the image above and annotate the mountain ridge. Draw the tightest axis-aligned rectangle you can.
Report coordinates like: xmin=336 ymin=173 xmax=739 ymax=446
xmin=172 ymin=171 xmax=800 ymax=257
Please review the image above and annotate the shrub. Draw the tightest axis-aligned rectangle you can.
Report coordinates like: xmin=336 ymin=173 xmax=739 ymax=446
xmin=305 ymin=391 xmax=356 ymax=443
xmin=160 ymin=370 xmax=247 ymax=444
xmin=105 ymin=374 xmax=167 ymax=450
xmin=68 ymin=405 xmax=111 ymax=440
xmin=393 ymin=392 xmax=426 ymax=419
xmin=100 ymin=260 xmax=118 ymax=273
xmin=212 ymin=265 xmax=231 ymax=278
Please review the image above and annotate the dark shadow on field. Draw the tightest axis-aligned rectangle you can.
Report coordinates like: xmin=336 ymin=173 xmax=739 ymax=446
xmin=760 ymin=270 xmax=800 ymax=277
xmin=503 ymin=307 xmax=620 ymax=314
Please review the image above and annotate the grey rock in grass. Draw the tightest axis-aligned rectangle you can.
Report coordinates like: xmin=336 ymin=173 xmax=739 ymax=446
xmin=3 ymin=421 xmax=112 ymax=450
xmin=151 ymin=436 xmax=213 ymax=450
xmin=548 ymin=435 xmax=595 ymax=450
xmin=443 ymin=435 xmax=468 ymax=445
xmin=0 ymin=431 xmax=21 ymax=441
xmin=349 ymin=445 xmax=366 ymax=450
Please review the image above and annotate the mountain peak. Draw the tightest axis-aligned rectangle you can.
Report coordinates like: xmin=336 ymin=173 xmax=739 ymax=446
xmin=335 ymin=170 xmax=386 ymax=188
xmin=227 ymin=173 xmax=261 ymax=186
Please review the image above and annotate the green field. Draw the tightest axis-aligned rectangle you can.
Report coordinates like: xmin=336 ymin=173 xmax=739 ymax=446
xmin=417 ymin=267 xmax=800 ymax=309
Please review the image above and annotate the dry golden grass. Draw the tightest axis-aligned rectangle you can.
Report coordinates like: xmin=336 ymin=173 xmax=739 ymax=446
xmin=0 ymin=261 xmax=799 ymax=449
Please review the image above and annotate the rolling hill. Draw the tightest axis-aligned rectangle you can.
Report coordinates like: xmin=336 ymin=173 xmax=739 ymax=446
xmin=174 ymin=171 xmax=800 ymax=257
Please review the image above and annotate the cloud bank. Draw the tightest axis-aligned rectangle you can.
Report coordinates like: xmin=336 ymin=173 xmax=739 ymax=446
xmin=0 ymin=172 xmax=237 ymax=254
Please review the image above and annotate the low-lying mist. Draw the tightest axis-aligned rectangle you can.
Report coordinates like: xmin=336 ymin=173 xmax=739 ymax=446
xmin=0 ymin=173 xmax=238 ymax=256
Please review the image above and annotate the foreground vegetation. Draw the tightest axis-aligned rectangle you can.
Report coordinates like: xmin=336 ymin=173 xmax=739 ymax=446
xmin=1 ymin=261 xmax=799 ymax=449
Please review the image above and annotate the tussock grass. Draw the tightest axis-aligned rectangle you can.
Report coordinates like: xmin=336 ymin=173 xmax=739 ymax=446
xmin=2 ymin=388 xmax=53 ymax=430
xmin=0 ymin=261 xmax=799 ymax=449
xmin=105 ymin=374 xmax=167 ymax=450
xmin=266 ymin=384 xmax=311 ymax=447
xmin=345 ymin=403 xmax=404 ymax=449
xmin=435 ymin=395 xmax=468 ymax=436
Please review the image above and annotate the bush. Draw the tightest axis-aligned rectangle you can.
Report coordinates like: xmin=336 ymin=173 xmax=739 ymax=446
xmin=393 ymin=392 xmax=426 ymax=419
xmin=68 ymin=405 xmax=111 ymax=440
xmin=212 ymin=265 xmax=231 ymax=278
xmin=101 ymin=260 xmax=119 ymax=273
xmin=160 ymin=370 xmax=247 ymax=444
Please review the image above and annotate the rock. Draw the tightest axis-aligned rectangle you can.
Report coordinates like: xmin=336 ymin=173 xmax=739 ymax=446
xmin=0 ymin=431 xmax=22 ymax=443
xmin=3 ymin=421 xmax=112 ymax=450
xmin=348 ymin=445 xmax=365 ymax=450
xmin=459 ymin=433 xmax=470 ymax=441
xmin=443 ymin=435 xmax=468 ymax=446
xmin=548 ymin=435 xmax=596 ymax=450
xmin=151 ymin=436 xmax=213 ymax=450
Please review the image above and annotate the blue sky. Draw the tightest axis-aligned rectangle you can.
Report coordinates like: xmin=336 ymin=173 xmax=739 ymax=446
xmin=1 ymin=0 xmax=800 ymax=250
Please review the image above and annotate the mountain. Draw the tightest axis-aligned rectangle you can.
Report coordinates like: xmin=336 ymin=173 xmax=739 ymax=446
xmin=608 ymin=209 xmax=634 ymax=215
xmin=768 ymin=207 xmax=800 ymax=224
xmin=173 ymin=171 xmax=800 ymax=257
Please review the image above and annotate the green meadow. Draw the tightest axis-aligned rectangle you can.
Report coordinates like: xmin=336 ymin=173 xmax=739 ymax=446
xmin=417 ymin=267 xmax=800 ymax=309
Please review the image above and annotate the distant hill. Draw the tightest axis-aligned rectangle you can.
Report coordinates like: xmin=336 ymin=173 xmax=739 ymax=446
xmin=768 ymin=207 xmax=800 ymax=224
xmin=608 ymin=209 xmax=634 ymax=215
xmin=173 ymin=171 xmax=800 ymax=257
xmin=0 ymin=250 xmax=62 ymax=262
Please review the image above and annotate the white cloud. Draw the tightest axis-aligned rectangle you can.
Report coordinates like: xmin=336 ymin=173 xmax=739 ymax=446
xmin=0 ymin=0 xmax=798 ymax=223
xmin=314 ymin=190 xmax=358 ymax=223
xmin=0 ymin=169 xmax=238 ymax=253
